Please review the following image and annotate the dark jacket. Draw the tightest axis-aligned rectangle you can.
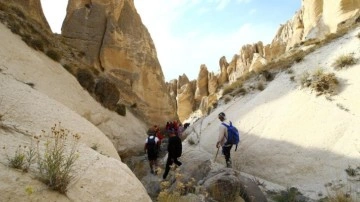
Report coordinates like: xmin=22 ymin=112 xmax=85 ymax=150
xmin=168 ymin=135 xmax=182 ymax=158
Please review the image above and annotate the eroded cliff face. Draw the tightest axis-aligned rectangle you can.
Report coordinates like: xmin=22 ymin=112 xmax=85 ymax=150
xmin=269 ymin=0 xmax=360 ymax=58
xmin=62 ymin=0 xmax=177 ymax=126
xmin=7 ymin=0 xmax=51 ymax=31
xmin=176 ymin=74 xmax=195 ymax=122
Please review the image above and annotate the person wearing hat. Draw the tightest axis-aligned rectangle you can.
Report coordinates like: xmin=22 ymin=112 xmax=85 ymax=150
xmin=163 ymin=128 xmax=182 ymax=179
xmin=217 ymin=112 xmax=233 ymax=168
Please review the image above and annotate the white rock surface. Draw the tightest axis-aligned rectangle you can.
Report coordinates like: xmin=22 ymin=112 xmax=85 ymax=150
xmin=0 ymin=23 xmax=151 ymax=201
xmin=187 ymin=27 xmax=360 ymax=200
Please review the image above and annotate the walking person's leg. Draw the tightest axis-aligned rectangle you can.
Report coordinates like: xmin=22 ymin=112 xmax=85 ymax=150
xmin=154 ymin=158 xmax=158 ymax=174
xmin=173 ymin=158 xmax=182 ymax=167
xmin=163 ymin=156 xmax=173 ymax=179
xmin=149 ymin=160 xmax=155 ymax=174
xmin=222 ymin=145 xmax=232 ymax=168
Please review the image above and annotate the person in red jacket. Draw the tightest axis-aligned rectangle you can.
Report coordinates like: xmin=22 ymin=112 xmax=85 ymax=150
xmin=154 ymin=125 xmax=164 ymax=150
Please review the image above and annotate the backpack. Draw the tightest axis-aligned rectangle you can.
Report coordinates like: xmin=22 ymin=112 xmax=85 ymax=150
xmin=147 ymin=136 xmax=158 ymax=155
xmin=222 ymin=121 xmax=240 ymax=151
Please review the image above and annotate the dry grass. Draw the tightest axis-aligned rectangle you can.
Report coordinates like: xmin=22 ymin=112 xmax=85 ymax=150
xmin=271 ymin=187 xmax=301 ymax=202
xmin=224 ymin=95 xmax=232 ymax=104
xmin=7 ymin=146 xmax=26 ymax=169
xmin=4 ymin=123 xmax=80 ymax=194
xmin=321 ymin=190 xmax=355 ymax=202
xmin=223 ymin=80 xmax=244 ymax=96
xmin=45 ymin=49 xmax=61 ymax=62
xmin=28 ymin=39 xmax=44 ymax=51
xmin=37 ymin=123 xmax=80 ymax=193
xmin=157 ymin=169 xmax=204 ymax=202
xmin=76 ymin=68 xmax=95 ymax=93
xmin=299 ymin=69 xmax=339 ymax=96
xmin=256 ymin=82 xmax=265 ymax=91
xmin=94 ymin=78 xmax=120 ymax=110
xmin=231 ymin=87 xmax=247 ymax=97
xmin=332 ymin=54 xmax=356 ymax=70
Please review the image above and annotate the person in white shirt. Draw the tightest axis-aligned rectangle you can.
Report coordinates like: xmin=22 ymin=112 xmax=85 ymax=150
xmin=144 ymin=129 xmax=160 ymax=174
xmin=216 ymin=112 xmax=233 ymax=168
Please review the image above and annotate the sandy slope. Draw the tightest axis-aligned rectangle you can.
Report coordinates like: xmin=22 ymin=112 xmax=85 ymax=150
xmin=0 ymin=22 xmax=152 ymax=201
xmin=188 ymin=27 xmax=360 ymax=199
xmin=0 ymin=22 xmax=148 ymax=154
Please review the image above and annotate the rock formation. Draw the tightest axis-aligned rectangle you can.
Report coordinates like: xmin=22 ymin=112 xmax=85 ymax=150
xmin=0 ymin=21 xmax=151 ymax=201
xmin=268 ymin=0 xmax=360 ymax=59
xmin=218 ymin=56 xmax=229 ymax=86
xmin=194 ymin=64 xmax=209 ymax=106
xmin=62 ymin=0 xmax=177 ymax=126
xmin=7 ymin=0 xmax=51 ymax=32
xmin=165 ymin=0 xmax=360 ymax=125
xmin=208 ymin=72 xmax=218 ymax=95
xmin=176 ymin=74 xmax=195 ymax=122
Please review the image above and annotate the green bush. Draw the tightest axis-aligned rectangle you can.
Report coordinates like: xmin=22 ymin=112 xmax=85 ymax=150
xmin=7 ymin=147 xmax=25 ymax=169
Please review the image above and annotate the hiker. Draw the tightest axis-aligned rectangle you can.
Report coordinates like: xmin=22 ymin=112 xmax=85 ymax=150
xmin=144 ymin=129 xmax=160 ymax=174
xmin=154 ymin=125 xmax=164 ymax=150
xmin=163 ymin=129 xmax=182 ymax=179
xmin=217 ymin=112 xmax=233 ymax=168
xmin=177 ymin=123 xmax=184 ymax=138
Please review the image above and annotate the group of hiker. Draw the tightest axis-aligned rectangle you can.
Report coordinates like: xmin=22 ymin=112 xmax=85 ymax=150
xmin=144 ymin=112 xmax=240 ymax=179
xmin=144 ymin=122 xmax=183 ymax=179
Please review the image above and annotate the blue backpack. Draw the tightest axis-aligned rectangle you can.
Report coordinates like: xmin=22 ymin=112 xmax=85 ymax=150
xmin=222 ymin=121 xmax=240 ymax=151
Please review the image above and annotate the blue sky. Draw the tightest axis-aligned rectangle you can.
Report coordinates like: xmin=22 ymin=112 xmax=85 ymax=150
xmin=134 ymin=0 xmax=301 ymax=81
xmin=41 ymin=0 xmax=301 ymax=81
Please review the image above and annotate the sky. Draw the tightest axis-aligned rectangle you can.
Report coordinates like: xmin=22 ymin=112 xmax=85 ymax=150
xmin=41 ymin=0 xmax=301 ymax=81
